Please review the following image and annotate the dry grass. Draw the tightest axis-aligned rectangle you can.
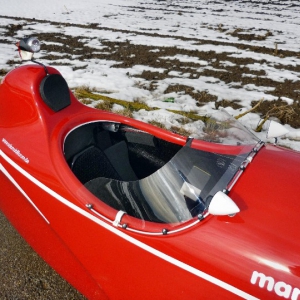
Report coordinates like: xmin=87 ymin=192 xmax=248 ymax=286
xmin=80 ymin=99 xmax=93 ymax=105
xmin=235 ymin=98 xmax=264 ymax=120
xmin=255 ymin=103 xmax=295 ymax=132
xmin=73 ymin=85 xmax=98 ymax=99
xmin=114 ymin=107 xmax=134 ymax=118
xmin=95 ymin=101 xmax=113 ymax=111
xmin=148 ymin=120 xmax=167 ymax=129
xmin=75 ymin=86 xmax=208 ymax=123
xmin=170 ymin=125 xmax=191 ymax=136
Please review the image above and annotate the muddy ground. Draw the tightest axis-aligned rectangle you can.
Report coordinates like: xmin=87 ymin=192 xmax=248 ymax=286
xmin=0 ymin=211 xmax=86 ymax=300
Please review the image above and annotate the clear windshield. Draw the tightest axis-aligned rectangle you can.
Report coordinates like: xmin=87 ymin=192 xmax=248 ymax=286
xmin=84 ymin=111 xmax=259 ymax=224
xmin=192 ymin=109 xmax=259 ymax=145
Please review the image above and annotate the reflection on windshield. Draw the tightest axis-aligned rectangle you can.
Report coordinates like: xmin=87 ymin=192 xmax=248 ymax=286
xmin=193 ymin=110 xmax=259 ymax=145
xmin=85 ymin=142 xmax=252 ymax=224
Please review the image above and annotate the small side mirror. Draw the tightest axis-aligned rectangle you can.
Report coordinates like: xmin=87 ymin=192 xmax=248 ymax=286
xmin=16 ymin=37 xmax=40 ymax=61
xmin=267 ymin=120 xmax=289 ymax=139
xmin=208 ymin=191 xmax=240 ymax=216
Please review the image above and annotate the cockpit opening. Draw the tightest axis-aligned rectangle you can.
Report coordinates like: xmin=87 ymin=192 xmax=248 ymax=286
xmin=64 ymin=113 xmax=259 ymax=224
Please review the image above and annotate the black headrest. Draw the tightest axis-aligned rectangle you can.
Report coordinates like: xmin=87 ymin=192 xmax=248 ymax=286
xmin=40 ymin=74 xmax=71 ymax=112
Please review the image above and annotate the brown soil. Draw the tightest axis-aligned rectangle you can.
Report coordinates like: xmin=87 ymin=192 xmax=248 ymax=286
xmin=0 ymin=211 xmax=86 ymax=300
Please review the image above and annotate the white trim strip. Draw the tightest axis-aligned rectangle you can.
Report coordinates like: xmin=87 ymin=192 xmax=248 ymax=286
xmin=0 ymin=163 xmax=50 ymax=224
xmin=0 ymin=150 xmax=259 ymax=300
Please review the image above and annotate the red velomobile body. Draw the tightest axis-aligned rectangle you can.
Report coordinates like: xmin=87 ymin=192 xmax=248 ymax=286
xmin=1 ymin=63 xmax=300 ymax=300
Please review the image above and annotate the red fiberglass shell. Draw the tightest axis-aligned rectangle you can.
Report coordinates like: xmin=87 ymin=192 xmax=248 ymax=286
xmin=0 ymin=64 xmax=300 ymax=300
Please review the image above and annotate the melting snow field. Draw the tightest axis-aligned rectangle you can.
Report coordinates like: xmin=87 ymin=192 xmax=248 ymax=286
xmin=1 ymin=0 xmax=300 ymax=149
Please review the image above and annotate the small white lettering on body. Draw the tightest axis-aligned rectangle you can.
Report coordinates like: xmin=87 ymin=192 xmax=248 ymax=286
xmin=2 ymin=138 xmax=29 ymax=163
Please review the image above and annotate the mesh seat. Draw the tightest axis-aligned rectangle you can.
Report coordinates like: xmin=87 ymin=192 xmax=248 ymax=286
xmin=71 ymin=146 xmax=121 ymax=184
